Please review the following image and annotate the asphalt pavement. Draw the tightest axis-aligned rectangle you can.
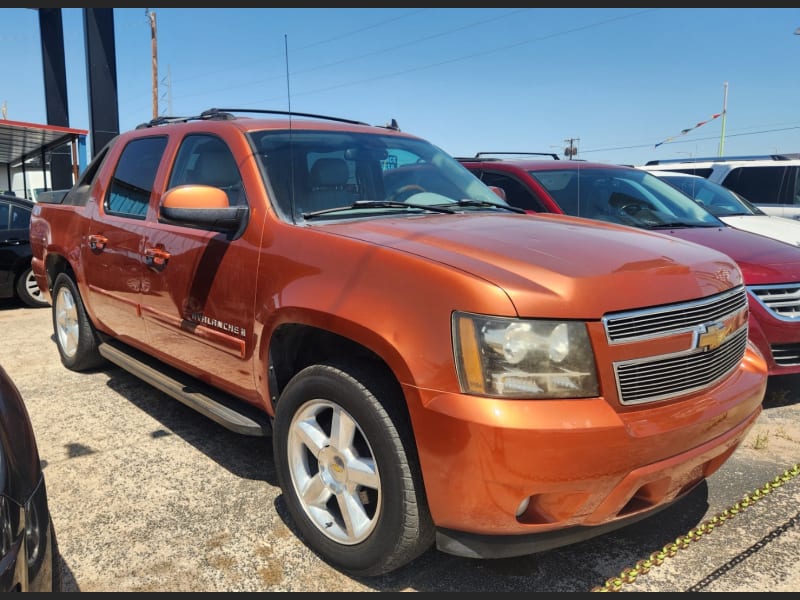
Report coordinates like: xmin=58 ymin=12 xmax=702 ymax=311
xmin=1 ymin=298 xmax=798 ymax=592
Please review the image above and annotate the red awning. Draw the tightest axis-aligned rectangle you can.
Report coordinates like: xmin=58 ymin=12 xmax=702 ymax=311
xmin=0 ymin=119 xmax=88 ymax=166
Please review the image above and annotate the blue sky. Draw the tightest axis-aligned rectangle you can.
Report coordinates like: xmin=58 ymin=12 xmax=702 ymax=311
xmin=3 ymin=7 xmax=800 ymax=166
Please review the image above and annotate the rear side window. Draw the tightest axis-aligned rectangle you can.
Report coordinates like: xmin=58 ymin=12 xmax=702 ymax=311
xmin=722 ymin=166 xmax=787 ymax=205
xmin=477 ymin=171 xmax=548 ymax=212
xmin=793 ymin=168 xmax=800 ymax=206
xmin=671 ymin=167 xmax=713 ymax=178
xmin=0 ymin=200 xmax=31 ymax=232
xmin=106 ymin=136 xmax=168 ymax=218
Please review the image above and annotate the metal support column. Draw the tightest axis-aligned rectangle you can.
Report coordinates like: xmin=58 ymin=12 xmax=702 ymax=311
xmin=38 ymin=8 xmax=72 ymax=189
xmin=83 ymin=8 xmax=120 ymax=157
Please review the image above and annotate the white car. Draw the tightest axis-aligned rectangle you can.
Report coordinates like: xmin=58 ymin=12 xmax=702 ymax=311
xmin=645 ymin=170 xmax=800 ymax=247
xmin=643 ymin=155 xmax=800 ymax=219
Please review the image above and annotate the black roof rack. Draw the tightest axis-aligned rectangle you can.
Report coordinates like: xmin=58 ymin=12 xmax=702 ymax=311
xmin=135 ymin=110 xmax=239 ymax=129
xmin=135 ymin=107 xmax=377 ymax=130
xmin=645 ymin=153 xmax=800 ymax=166
xmin=455 ymin=151 xmax=561 ymax=162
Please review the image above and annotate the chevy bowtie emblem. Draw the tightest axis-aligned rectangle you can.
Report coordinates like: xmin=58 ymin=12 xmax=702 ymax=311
xmin=696 ymin=321 xmax=731 ymax=352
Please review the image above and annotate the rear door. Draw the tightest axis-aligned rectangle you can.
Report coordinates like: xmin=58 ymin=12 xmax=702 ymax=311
xmin=83 ymin=136 xmax=167 ymax=343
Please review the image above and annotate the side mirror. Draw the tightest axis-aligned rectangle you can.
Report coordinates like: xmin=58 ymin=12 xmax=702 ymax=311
xmin=159 ymin=184 xmax=248 ymax=237
xmin=489 ymin=185 xmax=506 ymax=201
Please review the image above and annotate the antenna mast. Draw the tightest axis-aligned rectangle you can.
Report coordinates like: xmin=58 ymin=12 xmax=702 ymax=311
xmin=284 ymin=34 xmax=291 ymax=115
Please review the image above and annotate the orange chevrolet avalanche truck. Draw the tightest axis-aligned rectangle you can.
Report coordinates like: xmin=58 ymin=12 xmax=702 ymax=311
xmin=29 ymin=109 xmax=767 ymax=576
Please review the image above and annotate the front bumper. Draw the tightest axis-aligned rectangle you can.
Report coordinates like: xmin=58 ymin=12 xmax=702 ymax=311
xmin=405 ymin=345 xmax=766 ymax=559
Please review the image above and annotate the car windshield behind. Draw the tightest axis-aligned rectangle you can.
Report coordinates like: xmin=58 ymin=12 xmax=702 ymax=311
xmin=529 ymin=166 xmax=724 ymax=229
xmin=251 ymin=130 xmax=506 ymax=221
xmin=658 ymin=174 xmax=766 ymax=217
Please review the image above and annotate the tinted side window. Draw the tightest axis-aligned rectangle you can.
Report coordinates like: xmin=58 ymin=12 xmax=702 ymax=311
xmin=168 ymin=135 xmax=246 ymax=206
xmin=790 ymin=167 xmax=800 ymax=206
xmin=478 ymin=171 xmax=547 ymax=212
xmin=722 ymin=166 xmax=786 ymax=205
xmin=0 ymin=201 xmax=8 ymax=231
xmin=0 ymin=201 xmax=31 ymax=232
xmin=106 ymin=136 xmax=168 ymax=218
xmin=10 ymin=204 xmax=31 ymax=229
xmin=672 ymin=168 xmax=713 ymax=178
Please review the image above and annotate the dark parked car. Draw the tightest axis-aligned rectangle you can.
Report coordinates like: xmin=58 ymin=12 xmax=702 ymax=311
xmin=0 ymin=364 xmax=60 ymax=591
xmin=0 ymin=194 xmax=48 ymax=308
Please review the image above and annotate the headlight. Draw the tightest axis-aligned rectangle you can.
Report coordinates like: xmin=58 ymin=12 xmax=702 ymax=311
xmin=452 ymin=311 xmax=598 ymax=398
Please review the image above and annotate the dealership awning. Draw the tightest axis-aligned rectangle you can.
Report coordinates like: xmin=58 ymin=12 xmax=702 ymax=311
xmin=0 ymin=118 xmax=88 ymax=167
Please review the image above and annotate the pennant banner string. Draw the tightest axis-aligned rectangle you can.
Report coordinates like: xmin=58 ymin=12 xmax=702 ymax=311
xmin=654 ymin=113 xmax=722 ymax=148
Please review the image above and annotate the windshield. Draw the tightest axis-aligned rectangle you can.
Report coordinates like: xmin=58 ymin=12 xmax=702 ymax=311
xmin=655 ymin=174 xmax=766 ymax=217
xmin=529 ymin=166 xmax=724 ymax=229
xmin=250 ymin=129 xmax=506 ymax=222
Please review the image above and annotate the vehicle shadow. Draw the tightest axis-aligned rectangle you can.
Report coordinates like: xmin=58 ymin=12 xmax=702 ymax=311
xmin=98 ymin=361 xmax=277 ymax=485
xmin=337 ymin=483 xmax=714 ymax=592
xmin=763 ymin=374 xmax=800 ymax=408
xmin=0 ymin=297 xmax=24 ymax=310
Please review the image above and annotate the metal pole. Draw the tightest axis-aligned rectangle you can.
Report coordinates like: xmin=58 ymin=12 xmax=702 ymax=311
xmin=717 ymin=81 xmax=728 ymax=156
xmin=149 ymin=10 xmax=158 ymax=120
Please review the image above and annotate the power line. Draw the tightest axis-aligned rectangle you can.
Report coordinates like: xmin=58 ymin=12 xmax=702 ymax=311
xmin=581 ymin=125 xmax=800 ymax=156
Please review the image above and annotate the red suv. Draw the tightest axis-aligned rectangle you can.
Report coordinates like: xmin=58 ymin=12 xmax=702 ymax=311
xmin=459 ymin=154 xmax=800 ymax=377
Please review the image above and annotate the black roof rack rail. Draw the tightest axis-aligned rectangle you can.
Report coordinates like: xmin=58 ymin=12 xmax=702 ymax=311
xmin=134 ymin=110 xmax=239 ymax=129
xmin=645 ymin=153 xmax=800 ymax=166
xmin=135 ymin=108 xmax=376 ymax=130
xmin=455 ymin=152 xmax=561 ymax=162
xmin=476 ymin=151 xmax=560 ymax=160
xmin=135 ymin=115 xmax=192 ymax=129
xmin=202 ymin=107 xmax=372 ymax=127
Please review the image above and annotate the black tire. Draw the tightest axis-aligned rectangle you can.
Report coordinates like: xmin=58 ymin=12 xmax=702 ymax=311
xmin=51 ymin=272 xmax=105 ymax=371
xmin=272 ymin=361 xmax=435 ymax=577
xmin=16 ymin=265 xmax=49 ymax=308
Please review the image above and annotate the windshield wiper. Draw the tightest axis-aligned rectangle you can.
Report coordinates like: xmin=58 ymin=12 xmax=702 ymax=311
xmin=451 ymin=199 xmax=526 ymax=214
xmin=646 ymin=221 xmax=717 ymax=229
xmin=303 ymin=200 xmax=456 ymax=220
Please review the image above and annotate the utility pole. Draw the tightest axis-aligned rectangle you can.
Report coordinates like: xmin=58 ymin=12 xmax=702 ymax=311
xmin=564 ymin=137 xmax=580 ymax=160
xmin=717 ymin=81 xmax=728 ymax=157
xmin=147 ymin=9 xmax=158 ymax=120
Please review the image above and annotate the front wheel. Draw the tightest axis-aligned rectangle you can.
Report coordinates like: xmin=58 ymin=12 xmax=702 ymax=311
xmin=272 ymin=362 xmax=434 ymax=577
xmin=51 ymin=272 xmax=105 ymax=371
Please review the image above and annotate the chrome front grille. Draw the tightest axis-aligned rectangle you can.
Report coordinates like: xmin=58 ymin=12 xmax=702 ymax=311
xmin=616 ymin=328 xmax=748 ymax=404
xmin=604 ymin=286 xmax=748 ymax=342
xmin=603 ymin=286 xmax=749 ymax=405
xmin=748 ymin=284 xmax=800 ymax=320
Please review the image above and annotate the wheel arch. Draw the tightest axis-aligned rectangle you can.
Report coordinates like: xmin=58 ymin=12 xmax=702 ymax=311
xmin=268 ymin=322 xmax=402 ymax=398
xmin=43 ymin=252 xmax=75 ymax=296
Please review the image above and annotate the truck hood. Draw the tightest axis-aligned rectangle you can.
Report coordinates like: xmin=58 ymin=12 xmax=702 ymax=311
xmin=319 ymin=213 xmax=743 ymax=318
xmin=664 ymin=225 xmax=800 ymax=285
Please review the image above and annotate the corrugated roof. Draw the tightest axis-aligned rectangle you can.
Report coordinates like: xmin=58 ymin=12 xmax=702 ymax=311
xmin=0 ymin=119 xmax=88 ymax=166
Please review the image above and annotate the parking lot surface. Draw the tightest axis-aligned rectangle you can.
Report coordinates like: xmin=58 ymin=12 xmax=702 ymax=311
xmin=1 ymin=298 xmax=798 ymax=592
